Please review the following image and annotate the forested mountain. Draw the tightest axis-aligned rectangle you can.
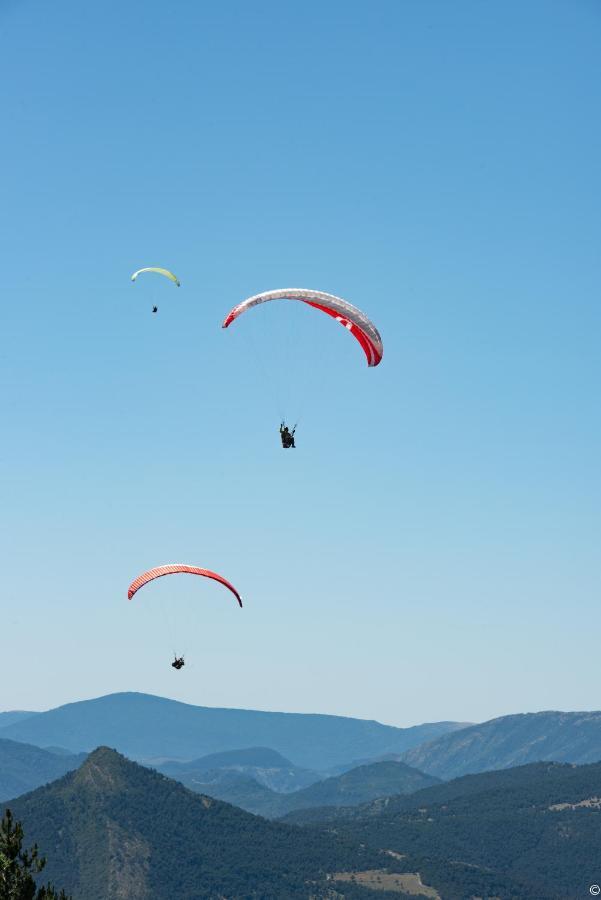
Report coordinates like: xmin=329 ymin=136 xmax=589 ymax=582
xmin=275 ymin=761 xmax=440 ymax=815
xmin=325 ymin=752 xmax=413 ymax=777
xmin=0 ymin=692 xmax=466 ymax=769
xmin=0 ymin=737 xmax=86 ymax=801
xmin=165 ymin=759 xmax=439 ymax=819
xmin=4 ymin=747 xmax=420 ymax=899
xmin=157 ymin=746 xmax=320 ymax=792
xmin=288 ymin=761 xmax=601 ymax=899
xmin=401 ymin=710 xmax=601 ymax=779
xmin=5 ymin=744 xmax=600 ymax=897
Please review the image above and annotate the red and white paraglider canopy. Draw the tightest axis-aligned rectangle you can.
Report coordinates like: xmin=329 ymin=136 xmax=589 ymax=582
xmin=222 ymin=288 xmax=383 ymax=367
xmin=127 ymin=564 xmax=242 ymax=607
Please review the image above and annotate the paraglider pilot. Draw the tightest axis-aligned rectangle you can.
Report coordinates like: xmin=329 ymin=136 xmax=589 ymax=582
xmin=172 ymin=655 xmax=185 ymax=670
xmin=280 ymin=422 xmax=296 ymax=449
xmin=152 ymin=306 xmax=158 ymax=314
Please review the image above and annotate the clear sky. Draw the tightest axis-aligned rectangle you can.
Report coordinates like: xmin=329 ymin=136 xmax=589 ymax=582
xmin=0 ymin=0 xmax=599 ymax=727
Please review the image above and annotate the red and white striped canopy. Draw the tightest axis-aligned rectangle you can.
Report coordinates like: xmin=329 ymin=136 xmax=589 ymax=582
xmin=127 ymin=564 xmax=242 ymax=606
xmin=222 ymin=288 xmax=383 ymax=367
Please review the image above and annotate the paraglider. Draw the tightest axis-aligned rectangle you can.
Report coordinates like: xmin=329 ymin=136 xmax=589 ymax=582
xmin=131 ymin=267 xmax=180 ymax=313
xmin=127 ymin=564 xmax=242 ymax=670
xmin=222 ymin=288 xmax=383 ymax=367
xmin=280 ymin=422 xmax=296 ymax=449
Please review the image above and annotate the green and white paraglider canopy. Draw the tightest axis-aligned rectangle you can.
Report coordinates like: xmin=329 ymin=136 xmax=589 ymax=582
xmin=131 ymin=267 xmax=180 ymax=287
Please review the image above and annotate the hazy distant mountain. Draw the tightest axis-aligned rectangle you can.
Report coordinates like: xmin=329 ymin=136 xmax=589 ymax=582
xmin=323 ymin=752 xmax=410 ymax=777
xmin=166 ymin=759 xmax=440 ymax=819
xmin=0 ymin=711 xmax=37 ymax=729
xmin=157 ymin=746 xmax=320 ymax=792
xmin=0 ymin=692 xmax=467 ymax=770
xmin=42 ymin=745 xmax=80 ymax=757
xmin=5 ymin=747 xmax=390 ymax=900
xmin=0 ymin=737 xmax=86 ymax=801
xmin=296 ymin=761 xmax=601 ymax=899
xmin=401 ymin=710 xmax=601 ymax=779
xmin=167 ymin=746 xmax=295 ymax=770
xmin=322 ymin=741 xmax=471 ymax=777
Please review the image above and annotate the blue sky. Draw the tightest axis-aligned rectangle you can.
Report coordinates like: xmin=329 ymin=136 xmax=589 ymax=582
xmin=0 ymin=0 xmax=599 ymax=726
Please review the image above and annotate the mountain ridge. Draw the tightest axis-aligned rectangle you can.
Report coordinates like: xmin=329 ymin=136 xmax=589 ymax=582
xmin=0 ymin=711 xmax=38 ymax=729
xmin=401 ymin=709 xmax=601 ymax=779
xmin=0 ymin=692 xmax=467 ymax=770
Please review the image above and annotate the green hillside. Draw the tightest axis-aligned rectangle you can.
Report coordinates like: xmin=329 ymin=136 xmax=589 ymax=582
xmin=169 ymin=769 xmax=283 ymax=814
xmin=5 ymin=746 xmax=418 ymax=899
xmin=298 ymin=760 xmax=601 ymax=899
xmin=275 ymin=761 xmax=440 ymax=814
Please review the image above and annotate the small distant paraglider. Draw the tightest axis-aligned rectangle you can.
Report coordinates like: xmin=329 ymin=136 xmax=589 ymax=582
xmin=127 ymin=563 xmax=243 ymax=670
xmin=280 ymin=422 xmax=296 ymax=449
xmin=131 ymin=267 xmax=181 ymax=287
xmin=131 ymin=267 xmax=180 ymax=313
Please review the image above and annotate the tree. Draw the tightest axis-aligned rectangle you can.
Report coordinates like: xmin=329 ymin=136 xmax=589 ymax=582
xmin=0 ymin=809 xmax=71 ymax=900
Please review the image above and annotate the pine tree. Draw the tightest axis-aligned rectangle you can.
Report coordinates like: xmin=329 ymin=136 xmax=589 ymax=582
xmin=0 ymin=809 xmax=71 ymax=900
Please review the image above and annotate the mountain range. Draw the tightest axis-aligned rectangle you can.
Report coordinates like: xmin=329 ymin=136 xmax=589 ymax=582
xmin=7 ymin=747 xmax=601 ymax=898
xmin=3 ymin=695 xmax=601 ymax=899
xmin=166 ymin=762 xmax=438 ymax=819
xmin=0 ymin=692 xmax=466 ymax=769
xmin=5 ymin=695 xmax=601 ymax=781
xmin=0 ymin=733 xmax=440 ymax=821
xmin=5 ymin=747 xmax=397 ymax=900
xmin=164 ymin=757 xmax=440 ymax=818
